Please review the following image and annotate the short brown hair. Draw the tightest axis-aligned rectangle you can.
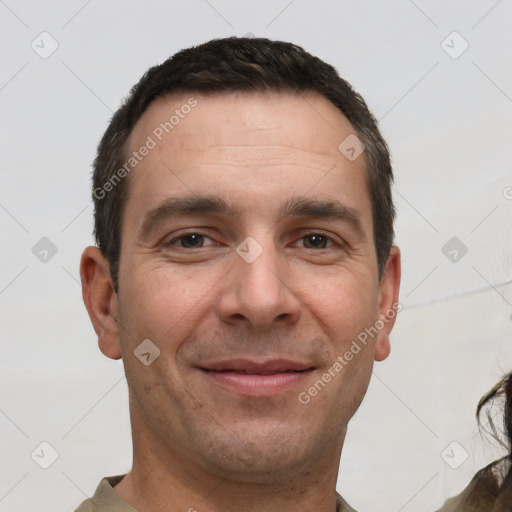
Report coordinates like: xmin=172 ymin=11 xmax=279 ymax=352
xmin=92 ymin=36 xmax=395 ymax=292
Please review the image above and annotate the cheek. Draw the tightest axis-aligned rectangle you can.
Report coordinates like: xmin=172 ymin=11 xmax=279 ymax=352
xmin=119 ymin=264 xmax=216 ymax=351
xmin=139 ymin=260 xmax=225 ymax=302
xmin=296 ymin=268 xmax=378 ymax=337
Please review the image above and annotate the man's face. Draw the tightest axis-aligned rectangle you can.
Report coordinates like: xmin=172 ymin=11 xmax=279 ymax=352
xmin=99 ymin=92 xmax=399 ymax=481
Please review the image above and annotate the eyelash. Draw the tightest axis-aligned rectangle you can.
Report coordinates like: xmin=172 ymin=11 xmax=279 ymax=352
xmin=164 ymin=231 xmax=340 ymax=250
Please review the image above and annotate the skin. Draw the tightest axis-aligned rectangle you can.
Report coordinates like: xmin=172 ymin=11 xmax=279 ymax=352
xmin=80 ymin=91 xmax=401 ymax=512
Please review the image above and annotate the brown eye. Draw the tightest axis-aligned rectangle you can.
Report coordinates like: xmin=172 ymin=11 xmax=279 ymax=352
xmin=178 ymin=234 xmax=205 ymax=248
xmin=164 ymin=232 xmax=215 ymax=249
xmin=302 ymin=234 xmax=331 ymax=249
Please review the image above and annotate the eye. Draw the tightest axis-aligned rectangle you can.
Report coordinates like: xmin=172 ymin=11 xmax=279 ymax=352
xmin=164 ymin=232 xmax=216 ymax=249
xmin=162 ymin=231 xmax=341 ymax=251
xmin=299 ymin=233 xmax=334 ymax=249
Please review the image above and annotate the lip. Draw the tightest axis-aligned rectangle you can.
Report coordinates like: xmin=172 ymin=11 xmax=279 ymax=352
xmin=199 ymin=359 xmax=315 ymax=397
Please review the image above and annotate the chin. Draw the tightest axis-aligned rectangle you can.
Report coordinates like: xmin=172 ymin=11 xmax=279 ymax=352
xmin=190 ymin=422 xmax=336 ymax=483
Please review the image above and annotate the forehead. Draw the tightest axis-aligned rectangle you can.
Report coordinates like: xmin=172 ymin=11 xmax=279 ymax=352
xmin=122 ymin=91 xmax=371 ymax=227
xmin=128 ymin=90 xmax=361 ymax=161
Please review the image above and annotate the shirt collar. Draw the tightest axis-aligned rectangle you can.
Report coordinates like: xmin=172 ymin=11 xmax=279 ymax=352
xmin=79 ymin=475 xmax=358 ymax=512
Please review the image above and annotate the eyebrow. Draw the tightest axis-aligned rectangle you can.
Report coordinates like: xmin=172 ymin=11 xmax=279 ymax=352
xmin=278 ymin=196 xmax=364 ymax=237
xmin=138 ymin=195 xmax=242 ymax=241
xmin=137 ymin=194 xmax=365 ymax=241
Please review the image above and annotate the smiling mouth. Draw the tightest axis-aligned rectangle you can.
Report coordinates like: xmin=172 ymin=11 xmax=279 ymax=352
xmin=199 ymin=360 xmax=315 ymax=396
xmin=200 ymin=359 xmax=313 ymax=373
xmin=214 ymin=369 xmax=309 ymax=376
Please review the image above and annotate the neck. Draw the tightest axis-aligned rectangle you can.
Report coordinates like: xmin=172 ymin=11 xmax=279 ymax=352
xmin=114 ymin=426 xmax=345 ymax=512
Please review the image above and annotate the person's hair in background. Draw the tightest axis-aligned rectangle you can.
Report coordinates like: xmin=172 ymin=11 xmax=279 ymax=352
xmin=477 ymin=370 xmax=512 ymax=458
xmin=438 ymin=371 xmax=512 ymax=511
xmin=91 ymin=36 xmax=395 ymax=293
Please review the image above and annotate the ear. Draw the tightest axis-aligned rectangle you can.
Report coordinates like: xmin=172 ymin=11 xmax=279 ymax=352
xmin=80 ymin=246 xmax=122 ymax=360
xmin=374 ymin=245 xmax=401 ymax=362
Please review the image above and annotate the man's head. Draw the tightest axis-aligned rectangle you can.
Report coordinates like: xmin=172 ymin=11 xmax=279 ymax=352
xmin=91 ymin=36 xmax=395 ymax=293
xmin=80 ymin=37 xmax=400 ymax=485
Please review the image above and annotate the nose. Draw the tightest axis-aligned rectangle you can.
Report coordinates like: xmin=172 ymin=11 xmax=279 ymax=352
xmin=216 ymin=236 xmax=302 ymax=331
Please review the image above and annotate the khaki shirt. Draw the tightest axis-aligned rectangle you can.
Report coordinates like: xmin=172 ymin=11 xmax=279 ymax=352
xmin=438 ymin=457 xmax=512 ymax=512
xmin=74 ymin=475 xmax=357 ymax=512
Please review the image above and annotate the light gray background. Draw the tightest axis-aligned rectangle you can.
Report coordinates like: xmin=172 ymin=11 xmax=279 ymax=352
xmin=1 ymin=1 xmax=511 ymax=511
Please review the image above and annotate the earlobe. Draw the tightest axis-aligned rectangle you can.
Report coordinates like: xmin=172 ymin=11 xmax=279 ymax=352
xmin=374 ymin=338 xmax=391 ymax=362
xmin=374 ymin=245 xmax=401 ymax=362
xmin=80 ymin=246 xmax=122 ymax=360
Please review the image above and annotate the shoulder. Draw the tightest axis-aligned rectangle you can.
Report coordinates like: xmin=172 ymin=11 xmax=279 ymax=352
xmin=336 ymin=492 xmax=359 ymax=512
xmin=437 ymin=457 xmax=512 ymax=512
xmin=74 ymin=474 xmax=136 ymax=512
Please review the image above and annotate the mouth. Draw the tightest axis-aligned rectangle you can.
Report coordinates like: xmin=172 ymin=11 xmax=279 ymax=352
xmin=198 ymin=359 xmax=315 ymax=397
